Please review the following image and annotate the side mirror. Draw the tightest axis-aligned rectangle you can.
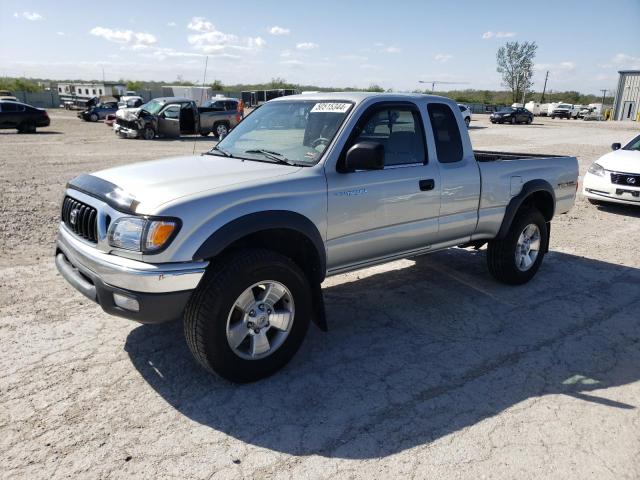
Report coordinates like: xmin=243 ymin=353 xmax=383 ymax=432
xmin=612 ymin=142 xmax=621 ymax=151
xmin=343 ymin=142 xmax=385 ymax=172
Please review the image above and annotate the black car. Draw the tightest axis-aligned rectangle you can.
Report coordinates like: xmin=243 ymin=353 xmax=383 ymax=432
xmin=78 ymin=101 xmax=119 ymax=122
xmin=0 ymin=100 xmax=50 ymax=133
xmin=490 ymin=107 xmax=533 ymax=125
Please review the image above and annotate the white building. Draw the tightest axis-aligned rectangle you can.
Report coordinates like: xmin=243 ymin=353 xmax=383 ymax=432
xmin=56 ymin=82 xmax=126 ymax=103
xmin=612 ymin=70 xmax=640 ymax=121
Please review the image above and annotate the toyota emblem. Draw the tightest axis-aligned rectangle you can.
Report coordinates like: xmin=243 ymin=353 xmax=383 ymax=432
xmin=69 ymin=209 xmax=78 ymax=225
xmin=627 ymin=177 xmax=637 ymax=185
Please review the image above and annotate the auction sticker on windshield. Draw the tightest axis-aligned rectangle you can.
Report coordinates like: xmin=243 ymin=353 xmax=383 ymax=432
xmin=311 ymin=102 xmax=351 ymax=113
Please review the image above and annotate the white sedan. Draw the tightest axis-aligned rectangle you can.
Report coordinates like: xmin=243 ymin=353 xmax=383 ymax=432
xmin=458 ymin=104 xmax=471 ymax=127
xmin=583 ymin=134 xmax=640 ymax=206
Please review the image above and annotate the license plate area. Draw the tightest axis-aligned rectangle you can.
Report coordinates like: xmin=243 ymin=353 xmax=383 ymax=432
xmin=615 ymin=188 xmax=640 ymax=197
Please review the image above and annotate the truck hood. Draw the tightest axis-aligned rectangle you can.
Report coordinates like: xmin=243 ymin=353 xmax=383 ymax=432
xmin=596 ymin=150 xmax=640 ymax=173
xmin=115 ymin=107 xmax=142 ymax=121
xmin=92 ymin=155 xmax=301 ymax=213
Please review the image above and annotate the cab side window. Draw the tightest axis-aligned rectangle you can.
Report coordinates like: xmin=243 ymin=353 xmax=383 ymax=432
xmin=351 ymin=107 xmax=427 ymax=167
xmin=427 ymin=103 xmax=463 ymax=163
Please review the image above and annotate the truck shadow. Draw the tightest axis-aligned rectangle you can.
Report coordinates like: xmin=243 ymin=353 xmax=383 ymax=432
xmin=125 ymin=249 xmax=640 ymax=459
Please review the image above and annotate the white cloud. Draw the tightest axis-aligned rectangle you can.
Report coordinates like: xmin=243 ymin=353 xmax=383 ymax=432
xmin=269 ymin=26 xmax=290 ymax=35
xmin=296 ymin=42 xmax=319 ymax=50
xmin=611 ymin=53 xmax=640 ymax=69
xmin=90 ymin=27 xmax=157 ymax=47
xmin=382 ymin=46 xmax=401 ymax=54
xmin=56 ymin=31 xmax=65 ymax=36
xmin=434 ymin=53 xmax=453 ymax=63
xmin=280 ymin=59 xmax=303 ymax=66
xmin=187 ymin=16 xmax=265 ymax=54
xmin=482 ymin=31 xmax=516 ymax=39
xmin=340 ymin=54 xmax=368 ymax=62
xmin=280 ymin=50 xmax=293 ymax=58
xmin=14 ymin=11 xmax=43 ymax=21
xmin=167 ymin=21 xmax=177 ymax=27
xmin=534 ymin=61 xmax=576 ymax=72
xmin=360 ymin=64 xmax=382 ymax=70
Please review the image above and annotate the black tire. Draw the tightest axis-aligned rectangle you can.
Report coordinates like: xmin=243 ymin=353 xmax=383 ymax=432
xmin=200 ymin=131 xmax=210 ymax=137
xmin=184 ymin=248 xmax=312 ymax=383
xmin=464 ymin=117 xmax=470 ymax=127
xmin=510 ymin=117 xmax=516 ymax=124
xmin=487 ymin=208 xmax=548 ymax=285
xmin=142 ymin=126 xmax=155 ymax=140
xmin=90 ymin=113 xmax=99 ymax=122
xmin=214 ymin=122 xmax=229 ymax=138
xmin=527 ymin=117 xmax=532 ymax=124
xmin=551 ymin=116 xmax=555 ymax=119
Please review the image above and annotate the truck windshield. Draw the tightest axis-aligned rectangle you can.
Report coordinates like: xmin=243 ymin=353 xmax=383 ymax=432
xmin=558 ymin=104 xmax=572 ymax=109
xmin=214 ymin=100 xmax=354 ymax=166
xmin=140 ymin=99 xmax=166 ymax=115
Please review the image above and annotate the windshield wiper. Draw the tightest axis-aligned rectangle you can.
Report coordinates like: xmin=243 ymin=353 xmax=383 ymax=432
xmin=206 ymin=145 xmax=233 ymax=157
xmin=244 ymin=149 xmax=297 ymax=166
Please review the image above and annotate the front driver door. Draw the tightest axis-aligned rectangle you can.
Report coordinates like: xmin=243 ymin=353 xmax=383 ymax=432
xmin=325 ymin=102 xmax=441 ymax=272
xmin=157 ymin=105 xmax=181 ymax=138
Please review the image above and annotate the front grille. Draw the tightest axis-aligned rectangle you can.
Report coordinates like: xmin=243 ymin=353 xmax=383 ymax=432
xmin=611 ymin=172 xmax=640 ymax=187
xmin=61 ymin=196 xmax=98 ymax=243
xmin=115 ymin=118 xmax=138 ymax=130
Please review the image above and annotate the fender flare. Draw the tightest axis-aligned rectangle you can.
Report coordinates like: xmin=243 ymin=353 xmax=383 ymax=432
xmin=495 ymin=179 xmax=555 ymax=240
xmin=192 ymin=210 xmax=326 ymax=279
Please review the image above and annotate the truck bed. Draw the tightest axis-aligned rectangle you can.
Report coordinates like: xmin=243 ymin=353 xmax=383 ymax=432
xmin=474 ymin=150 xmax=569 ymax=162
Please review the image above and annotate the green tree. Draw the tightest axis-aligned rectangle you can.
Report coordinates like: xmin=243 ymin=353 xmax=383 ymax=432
xmin=496 ymin=41 xmax=538 ymax=104
xmin=366 ymin=84 xmax=384 ymax=92
xmin=126 ymin=81 xmax=143 ymax=92
xmin=210 ymin=79 xmax=224 ymax=90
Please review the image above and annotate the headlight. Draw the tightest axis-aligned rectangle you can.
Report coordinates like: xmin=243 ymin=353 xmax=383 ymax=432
xmin=108 ymin=217 xmax=179 ymax=252
xmin=587 ymin=163 xmax=606 ymax=177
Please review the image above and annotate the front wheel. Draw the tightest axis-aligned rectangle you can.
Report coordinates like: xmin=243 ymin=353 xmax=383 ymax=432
xmin=214 ymin=122 xmax=229 ymax=138
xmin=142 ymin=126 xmax=155 ymax=140
xmin=464 ymin=117 xmax=470 ymax=127
xmin=527 ymin=117 xmax=532 ymax=124
xmin=184 ymin=249 xmax=312 ymax=382
xmin=90 ymin=113 xmax=99 ymax=122
xmin=487 ymin=208 xmax=548 ymax=285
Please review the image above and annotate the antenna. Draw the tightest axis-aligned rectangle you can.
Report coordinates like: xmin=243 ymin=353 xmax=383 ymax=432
xmin=418 ymin=80 xmax=469 ymax=93
xmin=193 ymin=55 xmax=209 ymax=155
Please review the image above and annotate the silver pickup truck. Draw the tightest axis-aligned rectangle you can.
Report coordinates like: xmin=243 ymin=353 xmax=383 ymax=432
xmin=56 ymin=93 xmax=578 ymax=382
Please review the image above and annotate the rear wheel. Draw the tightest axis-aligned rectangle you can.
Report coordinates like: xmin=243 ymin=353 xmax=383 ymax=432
xmin=527 ymin=117 xmax=533 ymax=124
xmin=184 ymin=248 xmax=312 ymax=382
xmin=487 ymin=208 xmax=548 ymax=285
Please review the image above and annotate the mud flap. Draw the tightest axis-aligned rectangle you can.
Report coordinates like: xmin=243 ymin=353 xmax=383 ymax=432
xmin=311 ymin=281 xmax=328 ymax=331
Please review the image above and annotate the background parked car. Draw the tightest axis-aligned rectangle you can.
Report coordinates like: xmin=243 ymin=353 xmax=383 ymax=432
xmin=117 ymin=96 xmax=144 ymax=109
xmin=0 ymin=100 xmax=50 ymax=133
xmin=458 ymin=104 xmax=472 ymax=127
xmin=490 ymin=107 xmax=533 ymax=124
xmin=78 ymin=101 xmax=119 ymax=122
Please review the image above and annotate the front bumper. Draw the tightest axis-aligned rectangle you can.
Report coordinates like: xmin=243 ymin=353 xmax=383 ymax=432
xmin=582 ymin=171 xmax=640 ymax=206
xmin=55 ymin=225 xmax=208 ymax=323
xmin=113 ymin=123 xmax=140 ymax=138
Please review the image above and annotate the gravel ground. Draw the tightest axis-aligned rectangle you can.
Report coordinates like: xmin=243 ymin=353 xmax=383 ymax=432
xmin=1 ymin=111 xmax=639 ymax=479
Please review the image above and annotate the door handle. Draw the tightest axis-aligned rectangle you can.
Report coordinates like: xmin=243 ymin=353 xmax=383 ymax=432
xmin=419 ymin=179 xmax=435 ymax=191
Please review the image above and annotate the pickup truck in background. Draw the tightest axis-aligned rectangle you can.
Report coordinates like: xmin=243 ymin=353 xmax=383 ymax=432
xmin=550 ymin=103 xmax=579 ymax=119
xmin=56 ymin=93 xmax=578 ymax=382
xmin=114 ymin=96 xmax=240 ymax=140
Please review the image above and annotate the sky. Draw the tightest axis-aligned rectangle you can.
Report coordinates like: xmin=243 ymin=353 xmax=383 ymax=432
xmin=1 ymin=0 xmax=639 ymax=94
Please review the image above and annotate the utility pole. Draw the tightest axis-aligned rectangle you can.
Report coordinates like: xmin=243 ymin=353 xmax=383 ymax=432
xmin=541 ymin=70 xmax=549 ymax=103
xmin=600 ymin=89 xmax=608 ymax=106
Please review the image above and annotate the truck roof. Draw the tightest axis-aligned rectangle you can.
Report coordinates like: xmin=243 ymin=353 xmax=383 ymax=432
xmin=270 ymin=91 xmax=449 ymax=105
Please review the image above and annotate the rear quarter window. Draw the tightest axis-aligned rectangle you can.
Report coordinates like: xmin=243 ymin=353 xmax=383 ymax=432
xmin=427 ymin=103 xmax=463 ymax=163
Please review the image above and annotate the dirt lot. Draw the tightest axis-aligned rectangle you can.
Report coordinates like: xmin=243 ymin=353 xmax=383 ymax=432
xmin=1 ymin=111 xmax=639 ymax=479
